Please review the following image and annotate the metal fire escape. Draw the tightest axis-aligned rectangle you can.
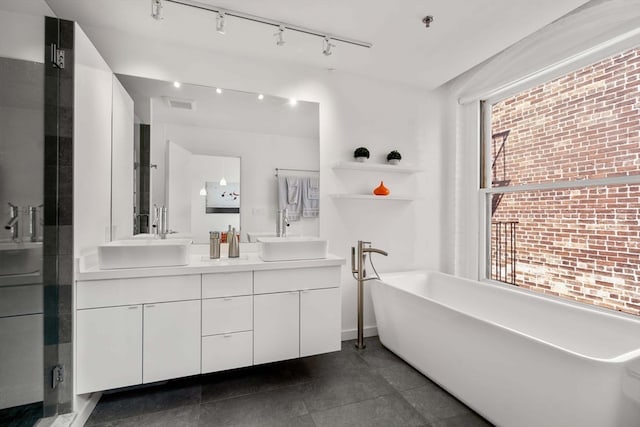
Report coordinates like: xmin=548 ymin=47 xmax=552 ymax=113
xmin=491 ymin=130 xmax=517 ymax=285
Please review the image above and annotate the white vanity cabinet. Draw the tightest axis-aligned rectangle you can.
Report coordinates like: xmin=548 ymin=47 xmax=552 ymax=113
xmin=253 ymin=267 xmax=341 ymax=364
xmin=76 ymin=275 xmax=200 ymax=393
xmin=75 ymin=261 xmax=343 ymax=393
xmin=143 ymin=300 xmax=200 ymax=383
xmin=76 ymin=304 xmax=142 ymax=394
xmin=300 ymin=287 xmax=341 ymax=357
xmin=254 ymin=291 xmax=300 ymax=364
xmin=201 ymin=272 xmax=254 ymax=373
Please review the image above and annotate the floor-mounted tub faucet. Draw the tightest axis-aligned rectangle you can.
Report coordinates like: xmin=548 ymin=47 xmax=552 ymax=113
xmin=5 ymin=202 xmax=19 ymax=241
xmin=351 ymin=240 xmax=388 ymax=350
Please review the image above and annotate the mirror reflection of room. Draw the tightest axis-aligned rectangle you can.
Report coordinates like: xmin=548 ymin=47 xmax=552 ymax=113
xmin=117 ymin=75 xmax=319 ymax=244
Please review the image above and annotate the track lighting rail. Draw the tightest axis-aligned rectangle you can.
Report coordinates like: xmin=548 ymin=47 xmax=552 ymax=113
xmin=163 ymin=0 xmax=373 ymax=49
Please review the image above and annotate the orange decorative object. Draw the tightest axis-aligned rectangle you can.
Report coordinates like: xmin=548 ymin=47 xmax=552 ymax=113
xmin=373 ymin=181 xmax=390 ymax=196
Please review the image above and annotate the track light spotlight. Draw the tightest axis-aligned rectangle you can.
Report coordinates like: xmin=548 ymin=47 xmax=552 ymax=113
xmin=274 ymin=25 xmax=286 ymax=46
xmin=322 ymin=37 xmax=335 ymax=56
xmin=151 ymin=0 xmax=163 ymax=20
xmin=216 ymin=11 xmax=226 ymax=34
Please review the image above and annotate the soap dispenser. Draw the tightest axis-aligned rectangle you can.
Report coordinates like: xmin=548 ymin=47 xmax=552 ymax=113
xmin=228 ymin=227 xmax=239 ymax=258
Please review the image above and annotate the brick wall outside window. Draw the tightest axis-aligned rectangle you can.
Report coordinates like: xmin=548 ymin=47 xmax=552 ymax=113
xmin=490 ymin=47 xmax=640 ymax=316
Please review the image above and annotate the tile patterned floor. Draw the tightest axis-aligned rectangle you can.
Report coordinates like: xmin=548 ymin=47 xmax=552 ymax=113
xmin=85 ymin=338 xmax=493 ymax=427
xmin=0 ymin=402 xmax=42 ymax=427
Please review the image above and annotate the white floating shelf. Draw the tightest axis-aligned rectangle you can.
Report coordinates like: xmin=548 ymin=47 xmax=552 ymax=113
xmin=332 ymin=161 xmax=422 ymax=174
xmin=329 ymin=194 xmax=414 ymax=201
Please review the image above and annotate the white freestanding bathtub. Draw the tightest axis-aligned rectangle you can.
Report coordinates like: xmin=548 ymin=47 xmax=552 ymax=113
xmin=370 ymin=271 xmax=640 ymax=427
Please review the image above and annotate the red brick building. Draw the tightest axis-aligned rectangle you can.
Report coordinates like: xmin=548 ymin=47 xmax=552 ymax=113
xmin=490 ymin=47 xmax=640 ymax=316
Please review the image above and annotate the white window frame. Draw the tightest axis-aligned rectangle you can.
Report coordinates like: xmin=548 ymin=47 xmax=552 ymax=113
xmin=479 ymin=33 xmax=640 ymax=283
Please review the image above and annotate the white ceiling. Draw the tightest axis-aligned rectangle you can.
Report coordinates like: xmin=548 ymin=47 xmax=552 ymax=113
xmin=10 ymin=0 xmax=591 ymax=89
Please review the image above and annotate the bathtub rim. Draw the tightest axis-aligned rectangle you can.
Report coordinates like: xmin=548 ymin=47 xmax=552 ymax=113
xmin=373 ymin=270 xmax=640 ymax=364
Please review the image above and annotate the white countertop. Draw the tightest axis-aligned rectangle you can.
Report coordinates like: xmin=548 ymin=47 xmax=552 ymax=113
xmin=77 ymin=244 xmax=345 ymax=281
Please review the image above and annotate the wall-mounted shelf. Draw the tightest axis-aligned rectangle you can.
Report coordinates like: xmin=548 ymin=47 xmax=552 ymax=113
xmin=332 ymin=161 xmax=422 ymax=174
xmin=329 ymin=194 xmax=414 ymax=201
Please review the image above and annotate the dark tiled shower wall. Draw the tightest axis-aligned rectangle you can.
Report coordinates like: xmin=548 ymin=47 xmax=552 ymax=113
xmin=138 ymin=124 xmax=150 ymax=234
xmin=43 ymin=16 xmax=74 ymax=417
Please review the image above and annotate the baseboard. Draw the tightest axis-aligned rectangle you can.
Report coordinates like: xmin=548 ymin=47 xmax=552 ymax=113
xmin=35 ymin=412 xmax=76 ymax=427
xmin=70 ymin=392 xmax=101 ymax=427
xmin=341 ymin=326 xmax=378 ymax=341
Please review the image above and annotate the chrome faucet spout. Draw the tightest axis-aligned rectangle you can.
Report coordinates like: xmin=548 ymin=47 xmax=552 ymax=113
xmin=362 ymin=247 xmax=388 ymax=257
xmin=5 ymin=203 xmax=19 ymax=240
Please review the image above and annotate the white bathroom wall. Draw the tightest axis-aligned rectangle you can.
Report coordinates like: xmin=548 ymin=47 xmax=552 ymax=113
xmin=0 ymin=9 xmax=46 ymax=62
xmin=110 ymin=75 xmax=134 ymax=240
xmin=66 ymin=27 xmax=441 ymax=337
xmin=166 ymin=141 xmax=191 ymax=234
xmin=73 ymin=24 xmax=113 ymax=255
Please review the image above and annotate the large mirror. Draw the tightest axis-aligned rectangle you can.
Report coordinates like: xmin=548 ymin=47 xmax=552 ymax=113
xmin=116 ymin=75 xmax=320 ymax=244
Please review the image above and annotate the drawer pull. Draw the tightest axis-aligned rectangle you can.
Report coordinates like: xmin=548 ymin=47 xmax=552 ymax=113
xmin=224 ymin=297 xmax=233 ymax=301
xmin=223 ymin=334 xmax=233 ymax=338
xmin=127 ymin=306 xmax=138 ymax=310
xmin=289 ymin=291 xmax=298 ymax=295
xmin=146 ymin=304 xmax=155 ymax=308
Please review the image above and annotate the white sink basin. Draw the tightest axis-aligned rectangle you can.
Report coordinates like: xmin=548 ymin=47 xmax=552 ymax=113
xmin=258 ymin=236 xmax=328 ymax=262
xmin=98 ymin=239 xmax=192 ymax=269
xmin=0 ymin=241 xmax=42 ymax=276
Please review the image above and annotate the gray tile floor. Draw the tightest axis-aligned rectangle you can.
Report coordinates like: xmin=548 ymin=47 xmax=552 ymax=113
xmin=85 ymin=337 xmax=493 ymax=427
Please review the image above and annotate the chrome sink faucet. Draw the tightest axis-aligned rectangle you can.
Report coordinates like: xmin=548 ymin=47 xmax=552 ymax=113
xmin=276 ymin=208 xmax=289 ymax=237
xmin=5 ymin=202 xmax=19 ymax=241
xmin=152 ymin=205 xmax=169 ymax=239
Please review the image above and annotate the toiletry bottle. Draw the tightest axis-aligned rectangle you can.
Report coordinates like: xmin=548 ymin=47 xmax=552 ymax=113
xmin=228 ymin=227 xmax=240 ymax=258
xmin=209 ymin=231 xmax=220 ymax=259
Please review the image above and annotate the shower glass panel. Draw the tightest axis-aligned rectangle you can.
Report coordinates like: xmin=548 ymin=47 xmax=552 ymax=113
xmin=0 ymin=57 xmax=44 ymax=425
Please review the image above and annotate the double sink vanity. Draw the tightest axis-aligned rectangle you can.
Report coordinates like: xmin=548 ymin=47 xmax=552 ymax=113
xmin=75 ymin=238 xmax=343 ymax=395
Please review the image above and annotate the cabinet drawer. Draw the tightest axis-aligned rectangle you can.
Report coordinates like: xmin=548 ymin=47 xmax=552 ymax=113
xmin=202 ymin=331 xmax=253 ymax=373
xmin=254 ymin=267 xmax=340 ymax=294
xmin=202 ymin=296 xmax=252 ymax=336
xmin=77 ymin=275 xmax=200 ymax=309
xmin=202 ymin=272 xmax=252 ymax=298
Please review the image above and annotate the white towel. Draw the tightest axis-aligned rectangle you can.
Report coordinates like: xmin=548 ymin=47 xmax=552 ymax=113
xmin=306 ymin=176 xmax=319 ymax=200
xmin=302 ymin=176 xmax=319 ymax=218
xmin=286 ymin=177 xmax=301 ymax=204
xmin=278 ymin=176 xmax=302 ymax=221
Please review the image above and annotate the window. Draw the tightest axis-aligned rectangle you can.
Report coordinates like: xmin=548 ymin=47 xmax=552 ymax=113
xmin=483 ymin=46 xmax=640 ymax=316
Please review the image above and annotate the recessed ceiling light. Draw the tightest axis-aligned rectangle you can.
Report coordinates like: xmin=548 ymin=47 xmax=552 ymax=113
xmin=173 ymin=81 xmax=181 ymax=88
xmin=216 ymin=88 xmax=223 ymax=94
xmin=289 ymin=98 xmax=298 ymax=106
xmin=258 ymin=94 xmax=264 ymax=100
